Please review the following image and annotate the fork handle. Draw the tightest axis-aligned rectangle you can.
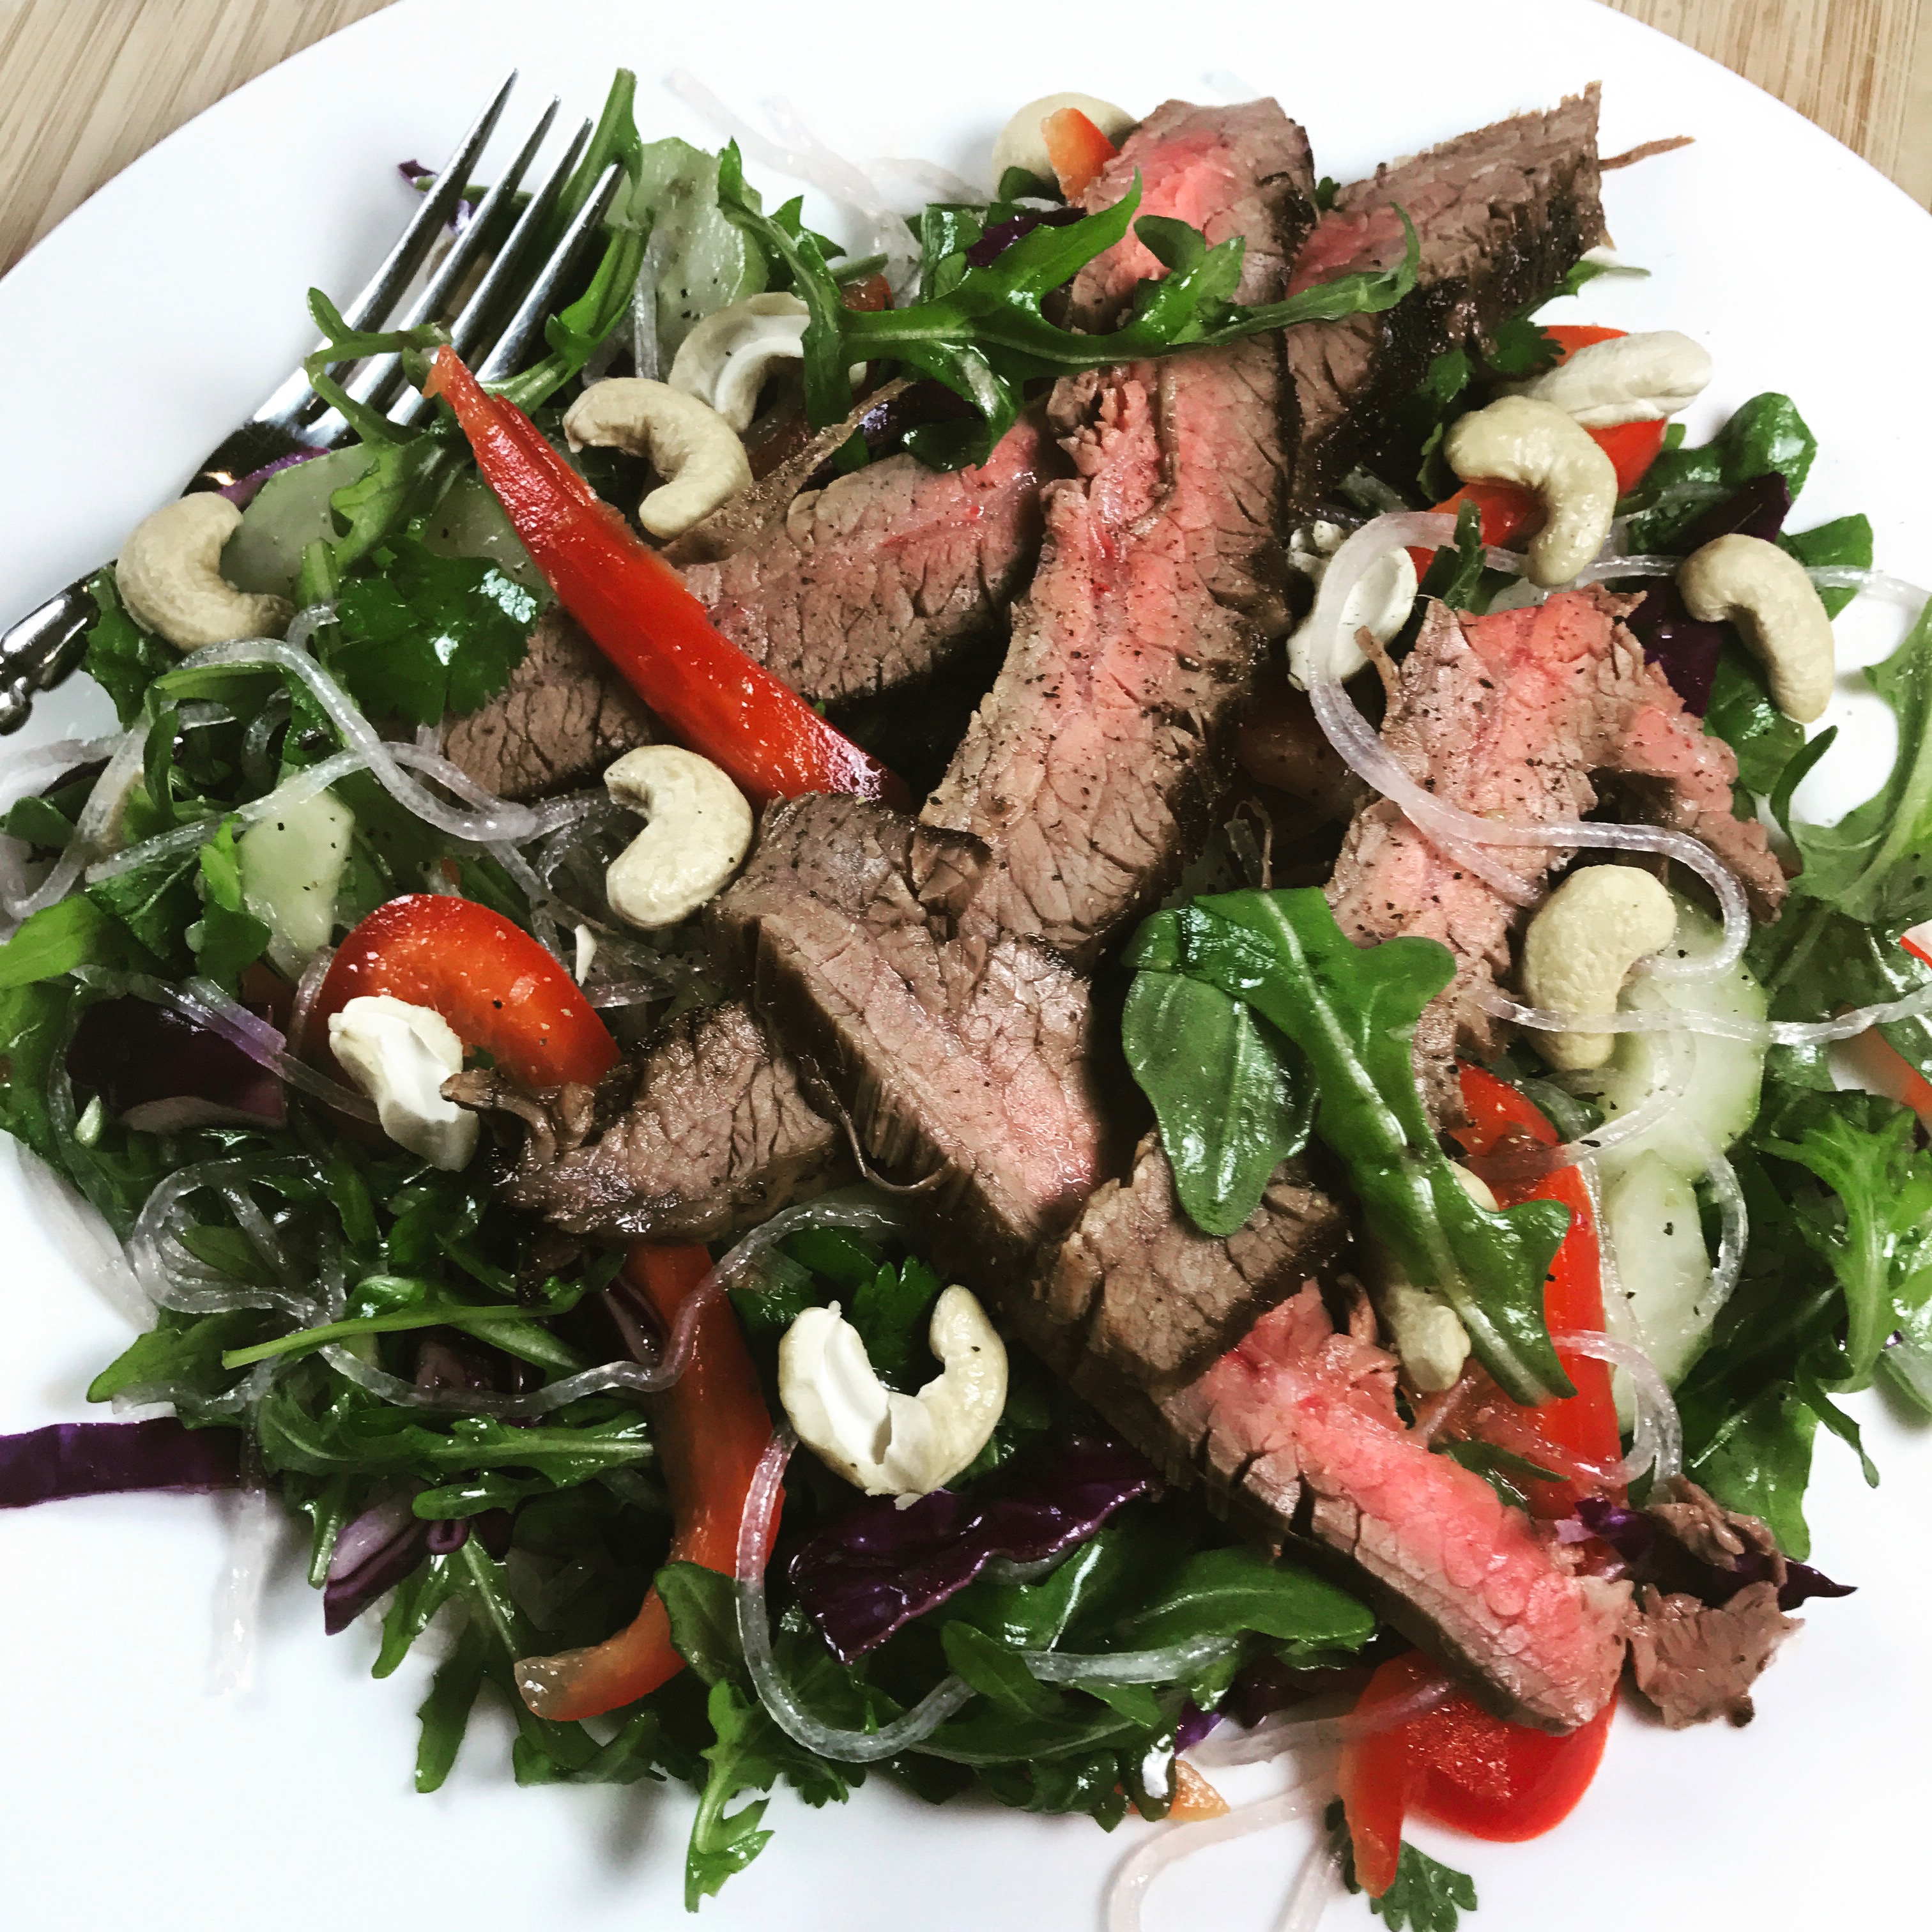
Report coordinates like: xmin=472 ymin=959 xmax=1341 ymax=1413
xmin=0 ymin=581 xmax=101 ymax=735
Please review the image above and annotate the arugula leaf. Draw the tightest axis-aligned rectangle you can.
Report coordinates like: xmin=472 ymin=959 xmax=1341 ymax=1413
xmin=1621 ymin=392 xmax=1817 ymax=553
xmin=718 ymin=144 xmax=1419 ymax=468
xmin=1121 ymin=967 xmax=1314 ymax=1236
xmin=658 ymin=1558 xmax=747 ymax=1686
xmin=1703 ymin=640 xmax=1803 ymax=799
xmin=1128 ymin=891 xmax=1572 ymax=1404
xmin=1786 ymin=594 xmax=1932 ymax=930
xmin=0 ymin=895 xmax=151 ymax=989
xmin=941 ymin=1620 xmax=1062 ymax=1717
xmin=1416 ymin=499 xmax=1496 ymax=611
xmin=80 ymin=569 xmax=172 ymax=725
xmin=1109 ymin=1544 xmax=1374 ymax=1654
xmin=1783 ymin=512 xmax=1874 ymax=618
xmin=1333 ymin=1801 xmax=1480 ymax=1932
xmin=1758 ymin=1091 xmax=1932 ymax=1381
xmin=328 ymin=535 xmax=536 ymax=727
xmin=81 ymin=847 xmax=198 ymax=973
xmin=86 ymin=1305 xmax=269 ymax=1408
xmin=687 ymin=1680 xmax=853 ymax=1910
xmin=188 ymin=822 xmax=269 ymax=991
xmin=415 ymin=1619 xmax=490 ymax=1793
xmin=1436 ymin=1438 xmax=1563 ymax=1510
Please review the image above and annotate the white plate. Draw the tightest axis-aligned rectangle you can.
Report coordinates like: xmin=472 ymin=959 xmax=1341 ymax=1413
xmin=1 ymin=3 xmax=1926 ymax=1928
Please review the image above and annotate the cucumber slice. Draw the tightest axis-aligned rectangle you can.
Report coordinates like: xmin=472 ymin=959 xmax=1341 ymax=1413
xmin=631 ymin=138 xmax=767 ymax=365
xmin=1591 ymin=894 xmax=1768 ymax=1176
xmin=417 ymin=472 xmax=545 ymax=592
xmin=1600 ymin=1153 xmax=1718 ymax=1404
xmin=221 ymin=447 xmax=375 ymax=601
xmin=238 ymin=789 xmax=355 ymax=976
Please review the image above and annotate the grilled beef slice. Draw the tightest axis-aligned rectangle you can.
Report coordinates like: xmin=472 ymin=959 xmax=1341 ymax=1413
xmin=1327 ymin=589 xmax=1785 ymax=1109
xmin=914 ymin=99 xmax=1315 ymax=969
xmin=1283 ymin=86 xmax=1607 ymax=507
xmin=717 ymin=793 xmax=1116 ymax=1279
xmin=441 ymin=608 xmax=655 ymax=801
xmin=681 ymin=415 xmax=1058 ymax=712
xmin=447 ymin=1000 xmax=848 ymax=1241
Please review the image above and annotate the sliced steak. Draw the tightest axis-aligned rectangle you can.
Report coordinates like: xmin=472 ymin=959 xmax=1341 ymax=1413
xmin=1628 ymin=1582 xmax=1795 ymax=1728
xmin=912 ymin=99 xmax=1315 ymax=969
xmin=716 ymin=793 xmax=1114 ymax=1281
xmin=680 ymin=413 xmax=1058 ymax=712
xmin=441 ymin=608 xmax=654 ymax=801
xmin=1165 ymin=1285 xmax=1632 ymax=1729
xmin=1326 ymin=589 xmax=1785 ymax=1103
xmin=1284 ymin=87 xmax=1607 ymax=507
xmin=1031 ymin=1131 xmax=1347 ymax=1402
xmin=446 ymin=1000 xmax=847 ymax=1241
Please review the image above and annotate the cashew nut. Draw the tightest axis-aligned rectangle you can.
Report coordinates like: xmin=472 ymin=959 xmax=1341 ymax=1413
xmin=562 ymin=378 xmax=753 ymax=540
xmin=1519 ymin=864 xmax=1679 ymax=1071
xmin=1443 ymin=395 xmax=1618 ymax=588
xmin=1373 ymin=1166 xmax=1496 ymax=1392
xmin=116 ymin=496 xmax=294 ymax=651
xmin=1676 ymin=533 xmax=1835 ymax=724
xmin=1502 ymin=330 xmax=1712 ymax=428
xmin=778 ymin=1285 xmax=1008 ymax=1499
xmin=1285 ymin=519 xmax=1418 ymax=685
xmin=991 ymin=93 xmax=1136 ymax=187
xmin=667 ymin=294 xmax=810 ymax=433
xmin=602 ymin=745 xmax=753 ymax=930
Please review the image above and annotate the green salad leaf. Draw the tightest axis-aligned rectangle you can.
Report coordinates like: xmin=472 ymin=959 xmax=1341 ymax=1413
xmin=1332 ymin=1800 xmax=1480 ymax=1932
xmin=1621 ymin=391 xmax=1817 ymax=552
xmin=1121 ymin=967 xmax=1314 ymax=1236
xmin=1128 ymin=889 xmax=1573 ymax=1404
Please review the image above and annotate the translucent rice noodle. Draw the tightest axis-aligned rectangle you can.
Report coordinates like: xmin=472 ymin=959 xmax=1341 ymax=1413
xmin=1105 ymin=1770 xmax=1335 ymax=1932
xmin=1189 ymin=1673 xmax=1456 ymax=1769
xmin=1550 ymin=1330 xmax=1683 ymax=1485
xmin=4 ymin=723 xmax=149 ymax=921
xmin=1478 ymin=975 xmax=1932 ymax=1049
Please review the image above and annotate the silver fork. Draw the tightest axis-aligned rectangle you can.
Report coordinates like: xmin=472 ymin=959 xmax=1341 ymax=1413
xmin=0 ymin=72 xmax=625 ymax=734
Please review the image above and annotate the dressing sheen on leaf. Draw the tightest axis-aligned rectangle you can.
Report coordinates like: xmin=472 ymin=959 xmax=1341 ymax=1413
xmin=1121 ymin=969 xmax=1314 ymax=1236
xmin=1126 ymin=889 xmax=1573 ymax=1406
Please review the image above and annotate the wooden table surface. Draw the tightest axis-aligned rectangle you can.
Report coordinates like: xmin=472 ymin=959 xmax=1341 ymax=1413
xmin=2 ymin=0 xmax=1928 ymax=276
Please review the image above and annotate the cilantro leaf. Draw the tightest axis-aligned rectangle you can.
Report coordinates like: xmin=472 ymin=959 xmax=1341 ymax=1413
xmin=328 ymin=535 xmax=537 ymax=727
xmin=1128 ymin=890 xmax=1572 ymax=1404
xmin=1121 ymin=967 xmax=1315 ymax=1237
xmin=1333 ymin=1802 xmax=1480 ymax=1932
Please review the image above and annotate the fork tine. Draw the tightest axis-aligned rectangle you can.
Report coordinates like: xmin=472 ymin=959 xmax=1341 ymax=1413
xmin=325 ymin=98 xmax=562 ymax=427
xmin=251 ymin=70 xmax=517 ymax=431
xmin=386 ymin=121 xmax=594 ymax=427
xmin=473 ymin=162 xmax=627 ymax=387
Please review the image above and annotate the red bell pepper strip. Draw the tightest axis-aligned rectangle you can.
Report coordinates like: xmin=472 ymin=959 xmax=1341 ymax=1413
xmin=1450 ymin=1063 xmax=1621 ymax=1515
xmin=1041 ymin=107 xmax=1118 ymax=199
xmin=516 ymin=1243 xmax=779 ymax=1721
xmin=1339 ymin=1650 xmax=1613 ymax=1894
xmin=1406 ymin=326 xmax=1669 ymax=579
xmin=308 ymin=894 xmax=618 ymax=1090
xmin=422 ymin=347 xmax=908 ymax=812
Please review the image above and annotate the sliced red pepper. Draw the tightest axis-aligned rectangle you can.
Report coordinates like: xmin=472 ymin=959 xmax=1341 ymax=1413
xmin=516 ymin=1244 xmax=779 ymax=1721
xmin=1450 ymin=1063 xmax=1621 ymax=1515
xmin=1041 ymin=107 xmax=1117 ymax=199
xmin=309 ymin=894 xmax=617 ymax=1090
xmin=423 ymin=347 xmax=908 ymax=811
xmin=1339 ymin=1650 xmax=1613 ymax=1892
xmin=1406 ymin=325 xmax=1669 ymax=579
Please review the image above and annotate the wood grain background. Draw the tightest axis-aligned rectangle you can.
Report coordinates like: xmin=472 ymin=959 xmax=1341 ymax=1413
xmin=1 ymin=0 xmax=1928 ymax=276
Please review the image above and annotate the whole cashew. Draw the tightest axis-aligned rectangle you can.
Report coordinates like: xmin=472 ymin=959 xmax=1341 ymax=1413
xmin=1374 ymin=1166 xmax=1494 ymax=1392
xmin=667 ymin=293 xmax=809 ymax=433
xmin=1443 ymin=395 xmax=1618 ymax=588
xmin=116 ymin=496 xmax=294 ymax=651
xmin=1502 ymin=330 xmax=1712 ymax=428
xmin=778 ymin=1285 xmax=1008 ymax=1499
xmin=602 ymin=744 xmax=753 ymax=930
xmin=1519 ymin=864 xmax=1679 ymax=1071
xmin=990 ymin=92 xmax=1136 ymax=186
xmin=562 ymin=378 xmax=753 ymax=540
xmin=1676 ymin=533 xmax=1836 ymax=724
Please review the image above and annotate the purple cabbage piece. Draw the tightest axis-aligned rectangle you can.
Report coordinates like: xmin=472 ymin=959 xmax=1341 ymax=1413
xmin=1623 ymin=473 xmax=1795 ymax=715
xmin=66 ymin=997 xmax=285 ymax=1133
xmin=965 ymin=205 xmax=1084 ymax=268
xmin=1572 ymin=1495 xmax=1852 ymax=1613
xmin=0 ymin=1418 xmax=240 ymax=1508
xmin=395 ymin=158 xmax=476 ymax=235
xmin=218 ymin=448 xmax=327 ymax=508
xmin=789 ymin=1438 xmax=1158 ymax=1663
xmin=325 ymin=1496 xmax=430 ymax=1634
xmin=1174 ymin=1700 xmax=1218 ymax=1751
